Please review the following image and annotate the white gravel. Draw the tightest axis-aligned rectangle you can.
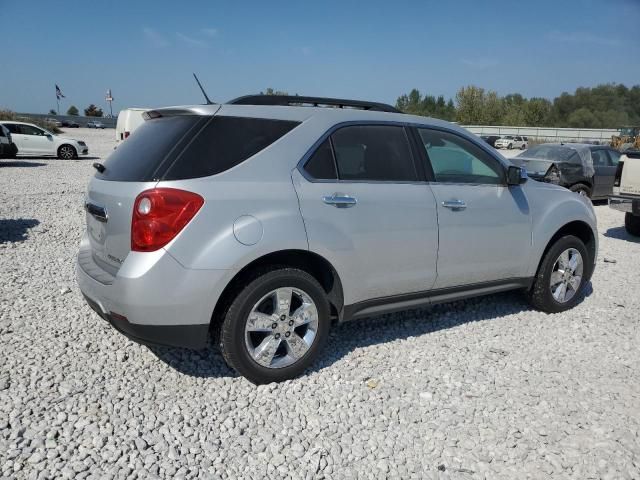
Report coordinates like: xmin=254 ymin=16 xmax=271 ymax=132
xmin=1 ymin=129 xmax=639 ymax=479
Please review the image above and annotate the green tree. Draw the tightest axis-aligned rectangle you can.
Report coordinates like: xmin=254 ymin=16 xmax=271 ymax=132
xmin=567 ymin=107 xmax=597 ymax=128
xmin=66 ymin=105 xmax=79 ymax=116
xmin=48 ymin=109 xmax=57 ymax=115
xmin=455 ymin=86 xmax=487 ymax=124
xmin=84 ymin=104 xmax=103 ymax=117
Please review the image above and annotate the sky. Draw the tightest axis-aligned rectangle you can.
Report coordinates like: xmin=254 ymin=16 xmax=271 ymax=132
xmin=1 ymin=0 xmax=639 ymax=114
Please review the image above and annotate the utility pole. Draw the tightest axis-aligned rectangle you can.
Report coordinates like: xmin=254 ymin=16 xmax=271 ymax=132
xmin=105 ymin=89 xmax=114 ymax=118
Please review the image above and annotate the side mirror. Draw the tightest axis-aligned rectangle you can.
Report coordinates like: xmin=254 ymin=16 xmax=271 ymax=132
xmin=507 ymin=165 xmax=527 ymax=186
xmin=45 ymin=133 xmax=53 ymax=139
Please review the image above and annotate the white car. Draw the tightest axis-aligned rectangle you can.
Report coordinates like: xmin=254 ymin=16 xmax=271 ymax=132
xmin=495 ymin=135 xmax=528 ymax=150
xmin=0 ymin=121 xmax=88 ymax=159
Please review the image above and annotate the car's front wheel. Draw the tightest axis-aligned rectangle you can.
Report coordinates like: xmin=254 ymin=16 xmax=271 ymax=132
xmin=218 ymin=268 xmax=331 ymax=384
xmin=569 ymin=183 xmax=591 ymax=198
xmin=528 ymin=235 xmax=589 ymax=313
xmin=57 ymin=144 xmax=77 ymax=160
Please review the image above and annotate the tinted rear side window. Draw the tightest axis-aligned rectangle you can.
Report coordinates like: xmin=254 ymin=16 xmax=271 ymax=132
xmin=163 ymin=117 xmax=300 ymax=180
xmin=331 ymin=125 xmax=417 ymax=182
xmin=303 ymin=138 xmax=337 ymax=180
xmin=96 ymin=115 xmax=202 ymax=181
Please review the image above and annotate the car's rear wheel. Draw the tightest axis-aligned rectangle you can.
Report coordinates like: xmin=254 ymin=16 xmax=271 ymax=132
xmin=218 ymin=267 xmax=331 ymax=384
xmin=520 ymin=144 xmax=526 ymax=150
xmin=57 ymin=144 xmax=77 ymax=160
xmin=569 ymin=183 xmax=591 ymax=198
xmin=625 ymin=213 xmax=640 ymax=236
xmin=527 ymin=235 xmax=589 ymax=313
xmin=507 ymin=143 xmax=513 ymax=149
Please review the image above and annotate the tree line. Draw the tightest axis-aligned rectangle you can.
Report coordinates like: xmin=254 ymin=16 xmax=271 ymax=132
xmin=48 ymin=105 xmax=104 ymax=117
xmin=395 ymin=83 xmax=640 ymax=129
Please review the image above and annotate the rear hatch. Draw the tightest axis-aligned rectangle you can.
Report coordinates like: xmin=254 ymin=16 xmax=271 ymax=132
xmin=510 ymin=157 xmax=554 ymax=176
xmin=83 ymin=113 xmax=207 ymax=277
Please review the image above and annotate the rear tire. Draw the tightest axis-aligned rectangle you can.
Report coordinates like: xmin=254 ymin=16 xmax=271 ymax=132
xmin=520 ymin=144 xmax=526 ymax=150
xmin=527 ymin=235 xmax=589 ymax=313
xmin=569 ymin=183 xmax=591 ymax=198
xmin=57 ymin=144 xmax=77 ymax=160
xmin=625 ymin=213 xmax=640 ymax=236
xmin=218 ymin=267 xmax=331 ymax=384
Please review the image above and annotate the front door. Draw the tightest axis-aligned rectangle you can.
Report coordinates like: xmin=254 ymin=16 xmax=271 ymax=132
xmin=414 ymin=127 xmax=531 ymax=289
xmin=292 ymin=124 xmax=439 ymax=305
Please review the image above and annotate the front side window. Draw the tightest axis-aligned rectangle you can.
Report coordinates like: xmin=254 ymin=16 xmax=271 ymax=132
xmin=330 ymin=125 xmax=417 ymax=182
xmin=418 ymin=128 xmax=504 ymax=185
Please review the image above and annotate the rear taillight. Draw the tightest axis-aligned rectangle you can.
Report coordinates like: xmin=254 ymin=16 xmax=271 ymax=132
xmin=613 ymin=160 xmax=624 ymax=188
xmin=124 ymin=131 xmax=130 ymax=139
xmin=131 ymin=188 xmax=204 ymax=252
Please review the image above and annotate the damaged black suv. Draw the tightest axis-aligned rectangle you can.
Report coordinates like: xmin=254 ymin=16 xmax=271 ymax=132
xmin=512 ymin=143 xmax=621 ymax=199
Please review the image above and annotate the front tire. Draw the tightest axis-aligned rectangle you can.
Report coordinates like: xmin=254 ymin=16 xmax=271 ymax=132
xmin=218 ymin=268 xmax=331 ymax=384
xmin=57 ymin=144 xmax=77 ymax=160
xmin=528 ymin=235 xmax=589 ymax=313
xmin=508 ymin=143 xmax=513 ymax=149
xmin=625 ymin=213 xmax=640 ymax=236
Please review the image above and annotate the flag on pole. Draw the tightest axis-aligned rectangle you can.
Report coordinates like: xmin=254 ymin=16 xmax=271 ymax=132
xmin=55 ymin=84 xmax=65 ymax=99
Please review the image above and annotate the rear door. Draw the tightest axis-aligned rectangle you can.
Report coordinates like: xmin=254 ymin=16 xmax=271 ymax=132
xmin=414 ymin=127 xmax=531 ymax=288
xmin=4 ymin=123 xmax=31 ymax=154
xmin=292 ymin=124 xmax=439 ymax=305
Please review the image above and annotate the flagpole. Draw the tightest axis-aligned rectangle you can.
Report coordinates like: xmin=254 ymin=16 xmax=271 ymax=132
xmin=56 ymin=96 xmax=60 ymax=115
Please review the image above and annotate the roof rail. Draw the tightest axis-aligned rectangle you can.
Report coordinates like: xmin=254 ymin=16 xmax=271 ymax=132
xmin=227 ymin=94 xmax=401 ymax=113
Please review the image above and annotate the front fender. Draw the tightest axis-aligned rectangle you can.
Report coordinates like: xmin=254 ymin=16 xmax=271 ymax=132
xmin=526 ymin=183 xmax=598 ymax=276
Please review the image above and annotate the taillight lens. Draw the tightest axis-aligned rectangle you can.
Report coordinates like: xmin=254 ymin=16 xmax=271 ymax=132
xmin=124 ymin=131 xmax=130 ymax=139
xmin=131 ymin=188 xmax=204 ymax=252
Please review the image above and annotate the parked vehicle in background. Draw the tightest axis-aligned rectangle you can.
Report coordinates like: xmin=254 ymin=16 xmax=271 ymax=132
xmin=115 ymin=108 xmax=149 ymax=144
xmin=87 ymin=121 xmax=105 ymax=129
xmin=495 ymin=135 xmax=528 ymax=150
xmin=480 ymin=135 xmax=501 ymax=147
xmin=609 ymin=151 xmax=640 ymax=236
xmin=512 ymin=143 xmax=621 ymax=199
xmin=45 ymin=118 xmax=63 ymax=128
xmin=0 ymin=121 xmax=88 ymax=159
xmin=61 ymin=120 xmax=80 ymax=128
xmin=77 ymin=95 xmax=598 ymax=384
xmin=611 ymin=126 xmax=640 ymax=152
xmin=0 ymin=124 xmax=18 ymax=158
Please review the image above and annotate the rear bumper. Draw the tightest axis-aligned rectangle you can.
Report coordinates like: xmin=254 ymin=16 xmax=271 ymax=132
xmin=83 ymin=294 xmax=209 ymax=349
xmin=609 ymin=195 xmax=640 ymax=214
xmin=76 ymin=234 xmax=230 ymax=350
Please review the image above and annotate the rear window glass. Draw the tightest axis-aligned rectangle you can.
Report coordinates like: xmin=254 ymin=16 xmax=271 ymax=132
xmin=518 ymin=145 xmax=581 ymax=163
xmin=96 ymin=115 xmax=202 ymax=181
xmin=163 ymin=116 xmax=300 ymax=180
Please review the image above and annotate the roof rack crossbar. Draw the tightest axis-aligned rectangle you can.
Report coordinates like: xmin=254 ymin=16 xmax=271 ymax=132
xmin=227 ymin=95 xmax=400 ymax=113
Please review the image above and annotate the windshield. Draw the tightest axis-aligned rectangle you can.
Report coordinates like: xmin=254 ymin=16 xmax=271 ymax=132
xmin=517 ymin=145 xmax=581 ymax=163
xmin=503 ymin=135 xmax=514 ymax=139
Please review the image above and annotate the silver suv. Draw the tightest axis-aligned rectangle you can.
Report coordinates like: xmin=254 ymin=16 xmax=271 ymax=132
xmin=77 ymin=95 xmax=598 ymax=383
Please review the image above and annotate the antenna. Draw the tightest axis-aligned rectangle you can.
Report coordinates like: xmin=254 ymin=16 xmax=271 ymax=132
xmin=193 ymin=73 xmax=213 ymax=104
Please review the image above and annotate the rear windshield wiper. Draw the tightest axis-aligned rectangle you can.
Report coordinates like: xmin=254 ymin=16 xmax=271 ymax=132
xmin=93 ymin=162 xmax=105 ymax=173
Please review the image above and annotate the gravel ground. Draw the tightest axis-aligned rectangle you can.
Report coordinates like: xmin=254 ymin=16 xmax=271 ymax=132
xmin=1 ymin=129 xmax=639 ymax=479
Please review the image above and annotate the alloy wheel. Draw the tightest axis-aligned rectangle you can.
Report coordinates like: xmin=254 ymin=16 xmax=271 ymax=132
xmin=59 ymin=146 xmax=75 ymax=159
xmin=244 ymin=287 xmax=319 ymax=368
xmin=549 ymin=248 xmax=583 ymax=303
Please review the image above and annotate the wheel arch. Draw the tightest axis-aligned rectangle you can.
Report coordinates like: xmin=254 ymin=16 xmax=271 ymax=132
xmin=211 ymin=249 xmax=344 ymax=332
xmin=535 ymin=220 xmax=597 ymax=282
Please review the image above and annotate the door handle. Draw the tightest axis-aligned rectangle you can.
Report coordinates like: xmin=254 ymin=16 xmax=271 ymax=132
xmin=442 ymin=199 xmax=466 ymax=211
xmin=322 ymin=193 xmax=357 ymax=208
